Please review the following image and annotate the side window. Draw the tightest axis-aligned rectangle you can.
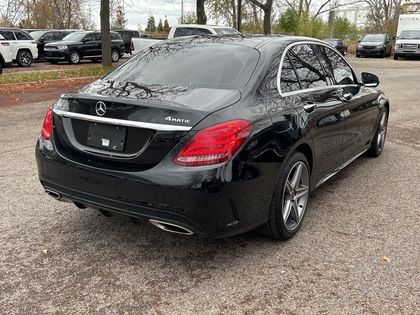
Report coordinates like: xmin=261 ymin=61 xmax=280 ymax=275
xmin=174 ymin=28 xmax=188 ymax=37
xmin=15 ymin=31 xmax=30 ymax=40
xmin=318 ymin=45 xmax=354 ymax=85
xmin=111 ymin=33 xmax=120 ymax=40
xmin=43 ymin=32 xmax=55 ymax=41
xmin=94 ymin=33 xmax=101 ymax=41
xmin=0 ymin=31 xmax=16 ymax=40
xmin=194 ymin=28 xmax=212 ymax=36
xmin=281 ymin=44 xmax=327 ymax=92
xmin=280 ymin=54 xmax=301 ymax=93
xmin=56 ymin=32 xmax=68 ymax=40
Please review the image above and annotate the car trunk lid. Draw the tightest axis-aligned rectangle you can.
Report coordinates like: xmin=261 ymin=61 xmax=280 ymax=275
xmin=51 ymin=80 xmax=241 ymax=171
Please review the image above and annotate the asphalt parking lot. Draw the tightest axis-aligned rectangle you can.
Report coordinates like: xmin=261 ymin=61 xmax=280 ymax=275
xmin=0 ymin=56 xmax=419 ymax=314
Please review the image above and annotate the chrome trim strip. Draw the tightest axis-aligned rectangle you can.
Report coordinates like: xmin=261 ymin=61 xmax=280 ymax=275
xmin=315 ymin=149 xmax=368 ymax=188
xmin=53 ymin=109 xmax=192 ymax=131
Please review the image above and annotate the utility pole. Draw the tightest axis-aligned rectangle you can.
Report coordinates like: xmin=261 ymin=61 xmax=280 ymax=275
xmin=237 ymin=0 xmax=242 ymax=32
xmin=181 ymin=0 xmax=184 ymax=24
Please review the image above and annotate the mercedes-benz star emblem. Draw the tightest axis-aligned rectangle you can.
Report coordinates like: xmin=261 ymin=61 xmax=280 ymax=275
xmin=95 ymin=101 xmax=107 ymax=116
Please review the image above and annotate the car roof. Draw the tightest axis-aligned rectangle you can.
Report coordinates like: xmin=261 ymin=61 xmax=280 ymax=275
xmin=171 ymin=24 xmax=236 ymax=29
xmin=0 ymin=27 xmax=31 ymax=33
xmin=164 ymin=35 xmax=325 ymax=52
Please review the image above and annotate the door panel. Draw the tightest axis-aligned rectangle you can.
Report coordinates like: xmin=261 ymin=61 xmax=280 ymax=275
xmin=286 ymin=89 xmax=344 ymax=180
xmin=279 ymin=43 xmax=345 ymax=181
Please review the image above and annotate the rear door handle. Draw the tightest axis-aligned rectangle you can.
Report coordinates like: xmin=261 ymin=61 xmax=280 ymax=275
xmin=341 ymin=92 xmax=353 ymax=101
xmin=303 ymin=102 xmax=317 ymax=113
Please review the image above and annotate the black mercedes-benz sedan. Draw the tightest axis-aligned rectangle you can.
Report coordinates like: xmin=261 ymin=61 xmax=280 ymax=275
xmin=36 ymin=35 xmax=389 ymax=240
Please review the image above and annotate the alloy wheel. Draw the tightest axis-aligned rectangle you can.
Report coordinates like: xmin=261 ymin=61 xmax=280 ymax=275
xmin=377 ymin=110 xmax=388 ymax=151
xmin=282 ymin=161 xmax=310 ymax=231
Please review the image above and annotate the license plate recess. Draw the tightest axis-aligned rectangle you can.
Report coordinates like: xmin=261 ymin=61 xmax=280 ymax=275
xmin=87 ymin=123 xmax=126 ymax=152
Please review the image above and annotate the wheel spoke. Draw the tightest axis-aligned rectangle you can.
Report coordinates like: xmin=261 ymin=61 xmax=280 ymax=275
xmin=295 ymin=184 xmax=309 ymax=199
xmin=377 ymin=112 xmax=388 ymax=148
xmin=290 ymin=163 xmax=303 ymax=189
xmin=290 ymin=201 xmax=300 ymax=223
xmin=281 ymin=160 xmax=310 ymax=230
xmin=282 ymin=199 xmax=292 ymax=223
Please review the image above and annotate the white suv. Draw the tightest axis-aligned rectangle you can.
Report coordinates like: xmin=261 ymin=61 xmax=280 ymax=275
xmin=0 ymin=28 xmax=38 ymax=67
xmin=0 ymin=34 xmax=13 ymax=74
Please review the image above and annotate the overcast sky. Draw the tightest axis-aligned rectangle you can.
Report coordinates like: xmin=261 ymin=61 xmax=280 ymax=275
xmin=91 ymin=0 xmax=197 ymax=31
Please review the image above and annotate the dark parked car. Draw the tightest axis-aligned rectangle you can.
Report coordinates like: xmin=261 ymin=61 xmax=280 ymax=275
xmin=43 ymin=31 xmax=124 ymax=64
xmin=356 ymin=33 xmax=392 ymax=58
xmin=112 ymin=29 xmax=140 ymax=54
xmin=30 ymin=29 xmax=76 ymax=59
xmin=36 ymin=36 xmax=389 ymax=240
xmin=323 ymin=38 xmax=347 ymax=55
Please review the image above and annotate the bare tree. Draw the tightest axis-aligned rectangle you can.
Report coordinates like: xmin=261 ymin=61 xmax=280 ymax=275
xmin=197 ymin=0 xmax=207 ymax=24
xmin=364 ymin=0 xmax=403 ymax=33
xmin=280 ymin=0 xmax=364 ymax=18
xmin=247 ymin=0 xmax=273 ymax=34
xmin=101 ymin=0 xmax=112 ymax=67
xmin=1 ymin=0 xmax=93 ymax=28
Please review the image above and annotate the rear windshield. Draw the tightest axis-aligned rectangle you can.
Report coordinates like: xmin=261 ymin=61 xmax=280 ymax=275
xmin=213 ymin=28 xmax=241 ymax=35
xmin=104 ymin=40 xmax=259 ymax=90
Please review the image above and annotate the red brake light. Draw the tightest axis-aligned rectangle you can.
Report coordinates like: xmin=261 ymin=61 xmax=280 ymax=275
xmin=41 ymin=107 xmax=53 ymax=140
xmin=174 ymin=120 xmax=253 ymax=166
xmin=1 ymin=42 xmax=10 ymax=46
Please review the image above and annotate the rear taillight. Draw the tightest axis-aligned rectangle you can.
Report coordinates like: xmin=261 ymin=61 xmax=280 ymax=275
xmin=0 ymin=42 xmax=10 ymax=46
xmin=174 ymin=120 xmax=253 ymax=166
xmin=130 ymin=40 xmax=134 ymax=52
xmin=41 ymin=107 xmax=53 ymax=140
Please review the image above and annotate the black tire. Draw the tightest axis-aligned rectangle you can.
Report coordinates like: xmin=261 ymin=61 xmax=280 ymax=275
xmin=356 ymin=54 xmax=360 ymax=58
xmin=16 ymin=50 xmax=33 ymax=67
xmin=68 ymin=50 xmax=81 ymax=64
xmin=258 ymin=151 xmax=310 ymax=240
xmin=394 ymin=54 xmax=399 ymax=60
xmin=111 ymin=49 xmax=120 ymax=62
xmin=366 ymin=107 xmax=388 ymax=157
xmin=0 ymin=62 xmax=3 ymax=75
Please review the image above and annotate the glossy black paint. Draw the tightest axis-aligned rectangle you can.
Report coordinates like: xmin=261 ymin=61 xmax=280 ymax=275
xmin=36 ymin=35 xmax=389 ymax=238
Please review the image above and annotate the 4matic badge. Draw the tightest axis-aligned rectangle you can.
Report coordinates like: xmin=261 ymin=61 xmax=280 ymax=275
xmin=165 ymin=116 xmax=191 ymax=124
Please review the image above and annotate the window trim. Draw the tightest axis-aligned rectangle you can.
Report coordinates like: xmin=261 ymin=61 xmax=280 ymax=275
xmin=277 ymin=41 xmax=362 ymax=97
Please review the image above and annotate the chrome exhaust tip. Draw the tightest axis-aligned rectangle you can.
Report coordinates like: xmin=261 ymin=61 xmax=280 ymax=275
xmin=149 ymin=219 xmax=194 ymax=236
xmin=45 ymin=189 xmax=62 ymax=200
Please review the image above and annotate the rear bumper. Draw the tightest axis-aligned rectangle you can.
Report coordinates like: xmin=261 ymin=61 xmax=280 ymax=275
xmin=36 ymin=137 xmax=279 ymax=239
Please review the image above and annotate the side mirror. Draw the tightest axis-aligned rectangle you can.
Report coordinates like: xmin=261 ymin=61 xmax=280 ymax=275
xmin=361 ymin=72 xmax=380 ymax=87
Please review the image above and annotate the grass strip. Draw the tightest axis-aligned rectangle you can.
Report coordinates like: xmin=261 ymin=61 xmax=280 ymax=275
xmin=0 ymin=66 xmax=115 ymax=84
